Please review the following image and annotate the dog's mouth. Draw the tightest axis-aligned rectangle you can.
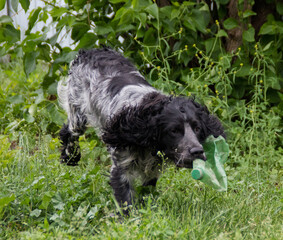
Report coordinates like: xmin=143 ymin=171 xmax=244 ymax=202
xmin=176 ymin=157 xmax=199 ymax=168
xmin=174 ymin=153 xmax=206 ymax=169
xmin=176 ymin=161 xmax=193 ymax=168
xmin=174 ymin=154 xmax=194 ymax=168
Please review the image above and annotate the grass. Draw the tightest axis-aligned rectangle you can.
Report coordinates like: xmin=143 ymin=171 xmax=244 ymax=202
xmin=0 ymin=134 xmax=281 ymax=239
xmin=0 ymin=61 xmax=282 ymax=239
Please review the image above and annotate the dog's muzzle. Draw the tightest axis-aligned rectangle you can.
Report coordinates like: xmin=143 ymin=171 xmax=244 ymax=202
xmin=190 ymin=147 xmax=206 ymax=161
xmin=175 ymin=146 xmax=206 ymax=168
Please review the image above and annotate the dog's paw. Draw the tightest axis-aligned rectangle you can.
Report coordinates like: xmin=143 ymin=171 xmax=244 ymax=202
xmin=60 ymin=148 xmax=81 ymax=166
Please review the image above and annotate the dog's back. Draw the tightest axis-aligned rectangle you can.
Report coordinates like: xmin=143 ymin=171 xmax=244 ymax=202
xmin=57 ymin=48 xmax=156 ymax=130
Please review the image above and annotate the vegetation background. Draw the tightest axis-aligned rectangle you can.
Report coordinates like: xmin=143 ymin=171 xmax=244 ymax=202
xmin=0 ymin=0 xmax=282 ymax=239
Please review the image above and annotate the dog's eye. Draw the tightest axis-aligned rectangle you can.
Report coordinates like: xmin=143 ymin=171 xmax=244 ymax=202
xmin=179 ymin=107 xmax=185 ymax=113
xmin=172 ymin=128 xmax=179 ymax=133
xmin=195 ymin=127 xmax=201 ymax=133
xmin=171 ymin=127 xmax=182 ymax=134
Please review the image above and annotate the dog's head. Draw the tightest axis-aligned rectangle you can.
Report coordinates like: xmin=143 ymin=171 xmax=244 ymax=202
xmin=155 ymin=97 xmax=225 ymax=168
xmin=102 ymin=94 xmax=225 ymax=168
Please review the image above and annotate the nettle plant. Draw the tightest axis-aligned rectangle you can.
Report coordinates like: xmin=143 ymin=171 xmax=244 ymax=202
xmin=0 ymin=0 xmax=282 ymax=160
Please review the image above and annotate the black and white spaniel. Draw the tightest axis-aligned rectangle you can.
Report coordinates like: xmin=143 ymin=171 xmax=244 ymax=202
xmin=58 ymin=48 xmax=225 ymax=211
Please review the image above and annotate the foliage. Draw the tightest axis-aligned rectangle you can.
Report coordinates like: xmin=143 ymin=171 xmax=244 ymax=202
xmin=0 ymin=0 xmax=282 ymax=103
xmin=0 ymin=0 xmax=282 ymax=144
xmin=0 ymin=61 xmax=64 ymax=136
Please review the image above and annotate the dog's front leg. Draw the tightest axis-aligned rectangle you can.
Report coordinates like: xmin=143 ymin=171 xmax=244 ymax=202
xmin=59 ymin=124 xmax=82 ymax=166
xmin=110 ymin=165 xmax=134 ymax=214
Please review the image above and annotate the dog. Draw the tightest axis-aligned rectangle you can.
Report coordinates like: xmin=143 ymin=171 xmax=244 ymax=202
xmin=57 ymin=47 xmax=225 ymax=212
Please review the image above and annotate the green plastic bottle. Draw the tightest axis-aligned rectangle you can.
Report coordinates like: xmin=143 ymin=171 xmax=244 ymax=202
xmin=191 ymin=135 xmax=229 ymax=191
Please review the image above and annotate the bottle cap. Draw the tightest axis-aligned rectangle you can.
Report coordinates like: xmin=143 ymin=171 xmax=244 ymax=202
xmin=191 ymin=168 xmax=203 ymax=180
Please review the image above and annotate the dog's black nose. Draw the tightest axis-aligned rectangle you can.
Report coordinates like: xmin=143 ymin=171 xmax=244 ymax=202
xmin=190 ymin=147 xmax=204 ymax=155
xmin=190 ymin=147 xmax=206 ymax=160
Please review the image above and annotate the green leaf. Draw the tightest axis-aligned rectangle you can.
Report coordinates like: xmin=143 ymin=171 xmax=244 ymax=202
xmin=120 ymin=9 xmax=134 ymax=25
xmin=41 ymin=10 xmax=49 ymax=23
xmin=116 ymin=24 xmax=135 ymax=33
xmin=30 ymin=209 xmax=42 ymax=217
xmin=29 ymin=104 xmax=37 ymax=116
xmin=76 ymin=32 xmax=96 ymax=49
xmin=56 ymin=15 xmax=76 ymax=30
xmin=192 ymin=9 xmax=210 ymax=33
xmin=243 ymin=27 xmax=255 ymax=42
xmin=44 ymin=218 xmax=50 ymax=229
xmin=7 ymin=95 xmax=24 ymax=104
xmin=171 ymin=9 xmax=179 ymax=20
xmin=223 ymin=18 xmax=238 ymax=30
xmin=259 ymin=23 xmax=275 ymax=35
xmin=26 ymin=7 xmax=42 ymax=35
xmin=24 ymin=112 xmax=35 ymax=123
xmin=50 ymin=7 xmax=68 ymax=18
xmin=11 ymin=0 xmax=19 ymax=12
xmin=114 ymin=7 xmax=126 ymax=21
xmin=0 ymin=15 xmax=12 ymax=24
xmin=137 ymin=12 xmax=147 ymax=27
xmin=19 ymin=0 xmax=30 ymax=12
xmin=0 ymin=0 xmax=6 ymax=11
xmin=114 ymin=7 xmax=134 ymax=25
xmin=39 ymin=192 xmax=53 ymax=210
xmin=267 ymin=89 xmax=280 ymax=103
xmin=216 ymin=29 xmax=228 ymax=38
xmin=236 ymin=65 xmax=251 ymax=77
xmin=3 ymin=25 xmax=20 ymax=43
xmin=0 ymin=195 xmax=15 ymax=213
xmin=24 ymin=51 xmax=40 ymax=77
xmin=231 ymin=85 xmax=245 ymax=99
xmin=87 ymin=205 xmax=101 ymax=219
xmin=183 ymin=17 xmax=196 ymax=32
xmin=109 ymin=0 xmax=127 ymax=3
xmin=72 ymin=0 xmax=87 ymax=8
xmin=267 ymin=77 xmax=281 ymax=90
xmin=145 ymin=3 xmax=159 ymax=19
xmin=47 ymin=104 xmax=65 ymax=126
xmin=49 ymin=31 xmax=60 ymax=46
xmin=38 ymin=44 xmax=51 ymax=62
xmin=71 ymin=23 xmax=89 ymax=42
xmin=205 ymin=38 xmax=216 ymax=53
xmin=243 ymin=10 xmax=256 ymax=18
xmin=54 ymin=51 xmax=77 ymax=64
xmin=143 ymin=27 xmax=157 ymax=46
xmin=42 ymin=75 xmax=56 ymax=91
xmin=95 ymin=24 xmax=113 ymax=35
xmin=263 ymin=41 xmax=273 ymax=52
xmin=276 ymin=2 xmax=283 ymax=15
xmin=131 ymin=0 xmax=149 ymax=9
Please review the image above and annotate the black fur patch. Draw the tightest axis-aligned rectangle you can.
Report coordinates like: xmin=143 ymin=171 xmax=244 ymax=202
xmin=102 ymin=92 xmax=171 ymax=150
xmin=72 ymin=48 xmax=136 ymax=75
xmin=110 ymin=166 xmax=133 ymax=215
xmin=107 ymin=74 xmax=151 ymax=98
xmin=59 ymin=124 xmax=81 ymax=166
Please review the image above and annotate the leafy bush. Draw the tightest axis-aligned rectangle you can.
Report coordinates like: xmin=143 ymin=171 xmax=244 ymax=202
xmin=0 ymin=61 xmax=64 ymax=137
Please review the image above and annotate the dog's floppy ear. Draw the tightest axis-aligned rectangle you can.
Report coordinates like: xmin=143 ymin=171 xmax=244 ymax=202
xmin=102 ymin=93 xmax=169 ymax=149
xmin=193 ymin=101 xmax=226 ymax=139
